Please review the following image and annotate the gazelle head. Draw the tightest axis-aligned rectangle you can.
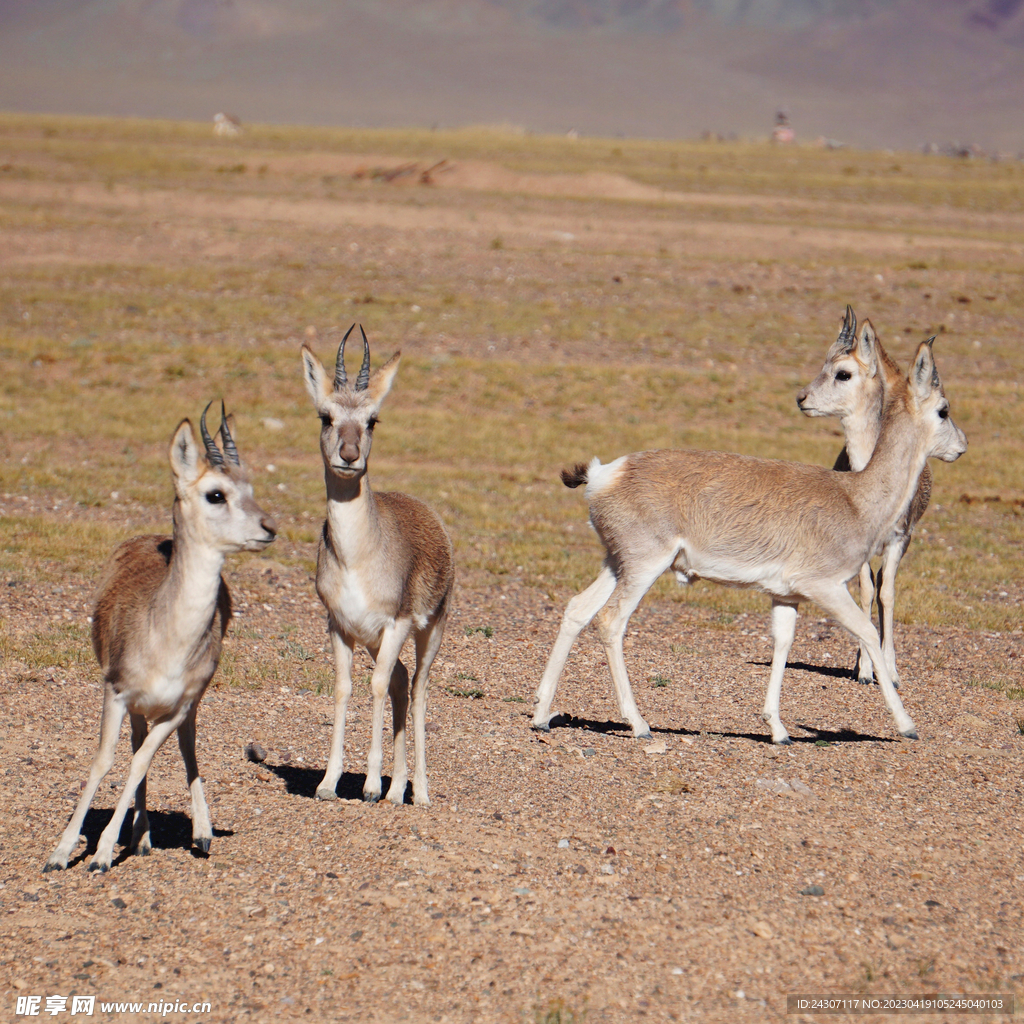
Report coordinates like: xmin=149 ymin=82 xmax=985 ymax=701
xmin=169 ymin=402 xmax=278 ymax=552
xmin=301 ymin=325 xmax=401 ymax=483
xmin=907 ymin=339 xmax=967 ymax=463
xmin=796 ymin=305 xmax=885 ymax=420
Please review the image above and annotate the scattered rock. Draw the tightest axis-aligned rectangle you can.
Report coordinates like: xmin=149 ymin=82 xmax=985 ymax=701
xmin=644 ymin=739 xmax=668 ymax=755
xmin=653 ymin=773 xmax=692 ymax=795
xmin=582 ymin=748 xmax=597 ymax=757
xmin=600 ymin=864 xmax=615 ymax=875
xmin=111 ymin=897 xmax=127 ymax=909
xmin=557 ymin=839 xmax=570 ymax=849
xmin=750 ymin=921 xmax=774 ymax=940
xmin=246 ymin=906 xmax=267 ymax=919
xmin=244 ymin=742 xmax=267 ymax=764
xmin=800 ymin=885 xmax=825 ymax=897
xmin=755 ymin=777 xmax=813 ymax=797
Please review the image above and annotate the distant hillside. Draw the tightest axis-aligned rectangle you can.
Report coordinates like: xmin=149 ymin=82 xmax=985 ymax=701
xmin=1 ymin=0 xmax=1022 ymax=150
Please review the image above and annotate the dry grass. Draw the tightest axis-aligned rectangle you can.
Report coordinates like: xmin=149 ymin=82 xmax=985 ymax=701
xmin=1 ymin=113 xmax=1022 ymax=639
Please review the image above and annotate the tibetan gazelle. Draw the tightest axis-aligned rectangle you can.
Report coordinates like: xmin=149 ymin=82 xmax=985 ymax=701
xmin=797 ymin=307 xmax=931 ymax=687
xmin=45 ymin=405 xmax=277 ymax=872
xmin=533 ymin=332 xmax=966 ymax=745
xmin=302 ymin=326 xmax=453 ymax=806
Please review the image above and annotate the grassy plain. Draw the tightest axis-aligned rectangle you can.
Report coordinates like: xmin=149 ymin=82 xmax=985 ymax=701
xmin=2 ymin=113 xmax=1022 ymax=644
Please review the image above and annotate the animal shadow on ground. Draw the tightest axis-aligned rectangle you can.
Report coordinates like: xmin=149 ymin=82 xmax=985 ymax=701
xmin=544 ymin=712 xmax=889 ymax=746
xmin=749 ymin=658 xmax=856 ymax=681
xmin=268 ymin=764 xmax=411 ymax=804
xmin=67 ymin=808 xmax=235 ymax=868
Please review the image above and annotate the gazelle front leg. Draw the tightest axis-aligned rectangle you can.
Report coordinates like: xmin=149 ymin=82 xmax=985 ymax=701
xmin=129 ymin=714 xmax=152 ymax=857
xmin=876 ymin=536 xmax=910 ymax=688
xmin=90 ymin=707 xmax=190 ymax=872
xmin=384 ymin=658 xmax=410 ymax=805
xmin=854 ymin=562 xmax=876 ymax=685
xmin=316 ymin=626 xmax=356 ymax=801
xmin=761 ymin=599 xmax=799 ymax=745
xmin=44 ymin=683 xmax=127 ymax=872
xmin=176 ymin=702 xmax=212 ymax=854
xmin=808 ymin=582 xmax=917 ymax=740
xmin=365 ymin=622 xmax=412 ymax=803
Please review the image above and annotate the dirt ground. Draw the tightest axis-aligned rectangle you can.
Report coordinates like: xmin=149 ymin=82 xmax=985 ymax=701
xmin=1 ymin=124 xmax=1023 ymax=1023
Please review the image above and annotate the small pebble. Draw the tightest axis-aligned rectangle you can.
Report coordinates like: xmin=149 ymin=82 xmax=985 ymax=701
xmin=800 ymin=885 xmax=825 ymax=897
xmin=557 ymin=839 xmax=570 ymax=849
xmin=244 ymin=742 xmax=267 ymax=764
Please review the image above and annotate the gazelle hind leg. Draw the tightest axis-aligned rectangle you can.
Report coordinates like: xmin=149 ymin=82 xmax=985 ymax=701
xmin=408 ymin=610 xmax=448 ymax=806
xmin=44 ymin=684 xmax=127 ymax=872
xmin=594 ymin=555 xmax=674 ymax=739
xmin=177 ymin=704 xmax=213 ymax=854
xmin=761 ymin=600 xmax=799 ymax=745
xmin=129 ymin=714 xmax=152 ymax=856
xmin=532 ymin=564 xmax=617 ymax=730
xmin=854 ymin=562 xmax=875 ymax=685
xmin=383 ymin=659 xmax=411 ymax=805
xmin=808 ymin=582 xmax=916 ymax=739
xmin=876 ymin=537 xmax=910 ymax=688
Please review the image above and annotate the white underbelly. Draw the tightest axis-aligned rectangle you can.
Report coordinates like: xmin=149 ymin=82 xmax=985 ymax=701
xmin=323 ymin=572 xmax=392 ymax=645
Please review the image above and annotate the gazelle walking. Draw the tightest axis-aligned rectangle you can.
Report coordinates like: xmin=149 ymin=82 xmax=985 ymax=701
xmin=797 ymin=307 xmax=932 ymax=686
xmin=45 ymin=405 xmax=277 ymax=872
xmin=532 ymin=331 xmax=965 ymax=745
xmin=302 ymin=326 xmax=453 ymax=805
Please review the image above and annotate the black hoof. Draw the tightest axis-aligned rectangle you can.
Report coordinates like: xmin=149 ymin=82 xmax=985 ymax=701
xmin=363 ymin=792 xmax=381 ymax=804
xmin=901 ymin=729 xmax=919 ymax=741
xmin=635 ymin=732 xmax=653 ymax=742
xmin=774 ymin=736 xmax=793 ymax=746
xmin=87 ymin=861 xmax=108 ymax=874
xmin=315 ymin=788 xmax=338 ymax=802
xmin=42 ymin=861 xmax=63 ymax=874
xmin=194 ymin=837 xmax=211 ymax=854
xmin=530 ymin=721 xmax=551 ymax=733
xmin=857 ymin=677 xmax=873 ymax=686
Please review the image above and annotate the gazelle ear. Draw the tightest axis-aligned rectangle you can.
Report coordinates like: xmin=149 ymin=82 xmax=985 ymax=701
xmin=910 ymin=337 xmax=940 ymax=400
xmin=169 ymin=419 xmax=202 ymax=487
xmin=301 ymin=345 xmax=332 ymax=406
xmin=856 ymin=320 xmax=879 ymax=377
xmin=366 ymin=351 xmax=401 ymax=407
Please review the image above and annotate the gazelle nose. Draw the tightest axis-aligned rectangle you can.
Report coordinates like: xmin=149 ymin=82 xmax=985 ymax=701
xmin=795 ymin=388 xmax=809 ymax=408
xmin=261 ymin=515 xmax=279 ymax=539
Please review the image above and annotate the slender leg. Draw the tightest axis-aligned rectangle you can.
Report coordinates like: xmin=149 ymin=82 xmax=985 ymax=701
xmin=44 ymin=683 xmax=127 ymax=872
xmin=89 ymin=707 xmax=191 ymax=872
xmin=383 ymin=659 xmax=410 ymax=805
xmin=364 ymin=622 xmax=412 ymax=803
xmin=854 ymin=562 xmax=876 ymax=685
xmin=532 ymin=565 xmax=617 ymax=731
xmin=761 ymin=599 xmax=799 ymax=745
xmin=876 ymin=536 xmax=910 ymax=688
xmin=316 ymin=626 xmax=356 ymax=801
xmin=806 ymin=582 xmax=916 ymax=739
xmin=407 ymin=608 xmax=448 ymax=806
xmin=129 ymin=714 xmax=152 ymax=856
xmin=176 ymin=703 xmax=213 ymax=854
xmin=594 ymin=556 xmax=673 ymax=739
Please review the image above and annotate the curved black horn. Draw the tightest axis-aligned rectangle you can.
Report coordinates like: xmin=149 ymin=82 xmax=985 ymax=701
xmin=334 ymin=323 xmax=357 ymax=390
xmin=200 ymin=401 xmax=225 ymax=467
xmin=219 ymin=400 xmax=240 ymax=466
xmin=355 ymin=326 xmax=371 ymax=391
xmin=836 ymin=304 xmax=857 ymax=351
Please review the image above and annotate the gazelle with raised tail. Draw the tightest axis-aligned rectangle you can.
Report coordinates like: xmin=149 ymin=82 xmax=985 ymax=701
xmin=302 ymin=326 xmax=453 ymax=805
xmin=45 ymin=405 xmax=277 ymax=873
xmin=797 ymin=307 xmax=932 ymax=687
xmin=532 ymin=329 xmax=965 ymax=745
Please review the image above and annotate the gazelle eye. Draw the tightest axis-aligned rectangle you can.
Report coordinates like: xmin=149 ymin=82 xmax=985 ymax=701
xmin=835 ymin=370 xmax=852 ymax=382
xmin=938 ymin=407 xmax=949 ymax=420
xmin=320 ymin=414 xmax=331 ymax=427
xmin=205 ymin=490 xmax=227 ymax=505
xmin=367 ymin=416 xmax=379 ymax=430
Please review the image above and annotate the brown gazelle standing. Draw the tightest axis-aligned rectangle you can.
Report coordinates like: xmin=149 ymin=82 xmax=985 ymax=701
xmin=302 ymin=326 xmax=453 ymax=805
xmin=44 ymin=405 xmax=277 ymax=873
xmin=797 ymin=307 xmax=932 ymax=687
xmin=533 ymin=334 xmax=965 ymax=745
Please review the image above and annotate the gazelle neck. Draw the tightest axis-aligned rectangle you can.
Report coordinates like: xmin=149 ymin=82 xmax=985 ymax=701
xmin=324 ymin=470 xmax=381 ymax=566
xmin=162 ymin=501 xmax=228 ymax=645
xmin=841 ymin=402 xmax=882 ymax=472
xmin=849 ymin=397 xmax=929 ymax=542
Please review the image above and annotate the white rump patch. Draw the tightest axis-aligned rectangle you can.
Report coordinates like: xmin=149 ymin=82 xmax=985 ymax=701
xmin=584 ymin=455 xmax=627 ymax=500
